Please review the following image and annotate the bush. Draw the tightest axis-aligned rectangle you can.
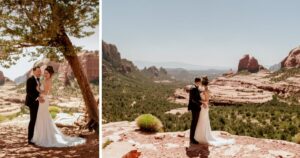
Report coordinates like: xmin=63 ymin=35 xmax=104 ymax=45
xmin=136 ymin=114 xmax=163 ymax=133
xmin=102 ymin=139 xmax=113 ymax=149
xmin=293 ymin=133 xmax=300 ymax=144
xmin=0 ymin=115 xmax=6 ymax=122
xmin=48 ymin=106 xmax=61 ymax=119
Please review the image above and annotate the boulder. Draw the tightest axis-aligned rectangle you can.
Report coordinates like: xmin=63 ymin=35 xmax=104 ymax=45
xmin=281 ymin=46 xmax=300 ymax=68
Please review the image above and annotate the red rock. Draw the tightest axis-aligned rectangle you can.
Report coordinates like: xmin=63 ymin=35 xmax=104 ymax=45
xmin=281 ymin=47 xmax=300 ymax=68
xmin=102 ymin=41 xmax=138 ymax=74
xmin=238 ymin=54 xmax=250 ymax=72
xmin=238 ymin=54 xmax=260 ymax=73
xmin=58 ymin=51 xmax=99 ymax=85
xmin=122 ymin=150 xmax=141 ymax=158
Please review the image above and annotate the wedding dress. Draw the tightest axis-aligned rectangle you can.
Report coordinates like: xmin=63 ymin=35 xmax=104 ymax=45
xmin=31 ymin=84 xmax=86 ymax=147
xmin=194 ymin=92 xmax=235 ymax=146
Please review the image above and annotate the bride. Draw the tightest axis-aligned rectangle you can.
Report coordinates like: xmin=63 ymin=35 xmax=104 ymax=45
xmin=31 ymin=66 xmax=86 ymax=147
xmin=194 ymin=76 xmax=235 ymax=146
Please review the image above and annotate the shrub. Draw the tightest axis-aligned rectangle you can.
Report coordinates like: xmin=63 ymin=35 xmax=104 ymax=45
xmin=293 ymin=133 xmax=300 ymax=144
xmin=102 ymin=139 xmax=113 ymax=149
xmin=136 ymin=114 xmax=163 ymax=133
xmin=0 ymin=115 xmax=6 ymax=122
xmin=48 ymin=106 xmax=61 ymax=119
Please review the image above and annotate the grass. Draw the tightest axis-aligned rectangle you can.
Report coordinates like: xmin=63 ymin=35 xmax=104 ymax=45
xmin=266 ymin=68 xmax=300 ymax=82
xmin=49 ymin=106 xmax=61 ymax=119
xmin=236 ymin=70 xmax=251 ymax=76
xmin=102 ymin=139 xmax=113 ymax=149
xmin=293 ymin=133 xmax=300 ymax=144
xmin=0 ymin=106 xmax=29 ymax=123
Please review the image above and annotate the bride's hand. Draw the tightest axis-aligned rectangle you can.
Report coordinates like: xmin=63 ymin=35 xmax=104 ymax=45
xmin=202 ymin=103 xmax=208 ymax=109
xmin=36 ymin=85 xmax=41 ymax=92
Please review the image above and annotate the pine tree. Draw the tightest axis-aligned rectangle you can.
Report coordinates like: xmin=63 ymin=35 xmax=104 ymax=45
xmin=0 ymin=0 xmax=99 ymax=132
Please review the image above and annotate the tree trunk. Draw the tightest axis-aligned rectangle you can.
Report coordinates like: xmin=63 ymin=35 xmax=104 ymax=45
xmin=59 ymin=32 xmax=99 ymax=132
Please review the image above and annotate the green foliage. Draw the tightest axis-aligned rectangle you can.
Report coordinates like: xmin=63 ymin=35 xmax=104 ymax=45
xmin=236 ymin=70 xmax=251 ymax=75
xmin=102 ymin=69 xmax=184 ymax=123
xmin=293 ymin=133 xmax=300 ymax=144
xmin=102 ymin=139 xmax=113 ymax=149
xmin=104 ymin=70 xmax=300 ymax=142
xmin=267 ymin=68 xmax=300 ymax=82
xmin=48 ymin=106 xmax=61 ymax=119
xmin=136 ymin=114 xmax=163 ymax=133
xmin=0 ymin=106 xmax=29 ymax=123
xmin=0 ymin=0 xmax=99 ymax=67
xmin=0 ymin=115 xmax=5 ymax=122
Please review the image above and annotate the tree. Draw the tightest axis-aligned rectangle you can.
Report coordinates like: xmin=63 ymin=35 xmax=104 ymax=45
xmin=0 ymin=0 xmax=99 ymax=132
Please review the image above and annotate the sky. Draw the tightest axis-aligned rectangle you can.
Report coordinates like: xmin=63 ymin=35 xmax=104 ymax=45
xmin=103 ymin=0 xmax=300 ymax=70
xmin=0 ymin=26 xmax=99 ymax=80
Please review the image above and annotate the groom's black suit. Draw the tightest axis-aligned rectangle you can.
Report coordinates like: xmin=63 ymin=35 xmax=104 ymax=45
xmin=25 ymin=76 xmax=40 ymax=143
xmin=188 ymin=85 xmax=202 ymax=144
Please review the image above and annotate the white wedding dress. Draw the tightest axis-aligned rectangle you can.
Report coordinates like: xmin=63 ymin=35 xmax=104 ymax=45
xmin=31 ymin=84 xmax=86 ymax=147
xmin=194 ymin=92 xmax=235 ymax=146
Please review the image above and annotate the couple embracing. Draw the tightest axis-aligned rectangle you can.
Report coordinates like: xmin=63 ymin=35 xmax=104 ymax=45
xmin=188 ymin=77 xmax=235 ymax=148
xmin=26 ymin=65 xmax=86 ymax=147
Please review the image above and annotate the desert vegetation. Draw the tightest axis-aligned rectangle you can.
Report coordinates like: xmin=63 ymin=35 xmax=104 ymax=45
xmin=103 ymin=70 xmax=300 ymax=142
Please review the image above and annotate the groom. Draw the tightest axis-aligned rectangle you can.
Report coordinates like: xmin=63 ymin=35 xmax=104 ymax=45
xmin=25 ymin=66 xmax=44 ymax=144
xmin=188 ymin=77 xmax=202 ymax=145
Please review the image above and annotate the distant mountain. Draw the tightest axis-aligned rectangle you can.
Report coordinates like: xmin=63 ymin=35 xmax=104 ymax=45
xmin=141 ymin=66 xmax=170 ymax=80
xmin=134 ymin=60 xmax=231 ymax=71
xmin=166 ymin=68 xmax=227 ymax=82
xmin=102 ymin=41 xmax=172 ymax=81
xmin=269 ymin=63 xmax=281 ymax=72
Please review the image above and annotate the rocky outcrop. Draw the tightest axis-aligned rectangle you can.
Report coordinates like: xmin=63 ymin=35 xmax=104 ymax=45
xmin=102 ymin=41 xmax=122 ymax=68
xmin=103 ymin=121 xmax=300 ymax=158
xmin=238 ymin=54 xmax=265 ymax=73
xmin=281 ymin=46 xmax=300 ymax=68
xmin=58 ymin=51 xmax=99 ymax=84
xmin=120 ymin=59 xmax=137 ymax=74
xmin=0 ymin=71 xmax=5 ymax=85
xmin=141 ymin=66 xmax=169 ymax=79
xmin=170 ymin=71 xmax=300 ymax=105
xmin=14 ymin=50 xmax=99 ymax=85
xmin=102 ymin=41 xmax=138 ymax=76
xmin=222 ymin=69 xmax=235 ymax=77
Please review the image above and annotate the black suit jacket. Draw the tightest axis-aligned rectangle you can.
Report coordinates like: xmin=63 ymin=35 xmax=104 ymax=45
xmin=188 ymin=85 xmax=202 ymax=111
xmin=25 ymin=76 xmax=40 ymax=107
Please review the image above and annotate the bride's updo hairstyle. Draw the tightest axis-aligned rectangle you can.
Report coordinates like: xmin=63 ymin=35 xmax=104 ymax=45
xmin=202 ymin=76 xmax=209 ymax=86
xmin=45 ymin=66 xmax=55 ymax=77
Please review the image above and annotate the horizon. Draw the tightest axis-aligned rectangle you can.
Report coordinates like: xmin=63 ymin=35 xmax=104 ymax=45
xmin=103 ymin=0 xmax=300 ymax=70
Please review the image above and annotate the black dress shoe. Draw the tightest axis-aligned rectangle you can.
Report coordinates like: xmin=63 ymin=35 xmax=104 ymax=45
xmin=28 ymin=141 xmax=35 ymax=145
xmin=190 ymin=140 xmax=199 ymax=145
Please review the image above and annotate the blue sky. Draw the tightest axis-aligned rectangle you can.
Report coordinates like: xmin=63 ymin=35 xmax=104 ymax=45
xmin=103 ymin=0 xmax=300 ymax=69
xmin=0 ymin=26 xmax=99 ymax=80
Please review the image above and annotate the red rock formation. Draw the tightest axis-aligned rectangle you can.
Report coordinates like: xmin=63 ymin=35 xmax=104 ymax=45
xmin=58 ymin=51 xmax=99 ymax=84
xmin=238 ymin=54 xmax=260 ymax=73
xmin=102 ymin=41 xmax=138 ymax=74
xmin=238 ymin=54 xmax=250 ymax=72
xmin=281 ymin=47 xmax=300 ymax=68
